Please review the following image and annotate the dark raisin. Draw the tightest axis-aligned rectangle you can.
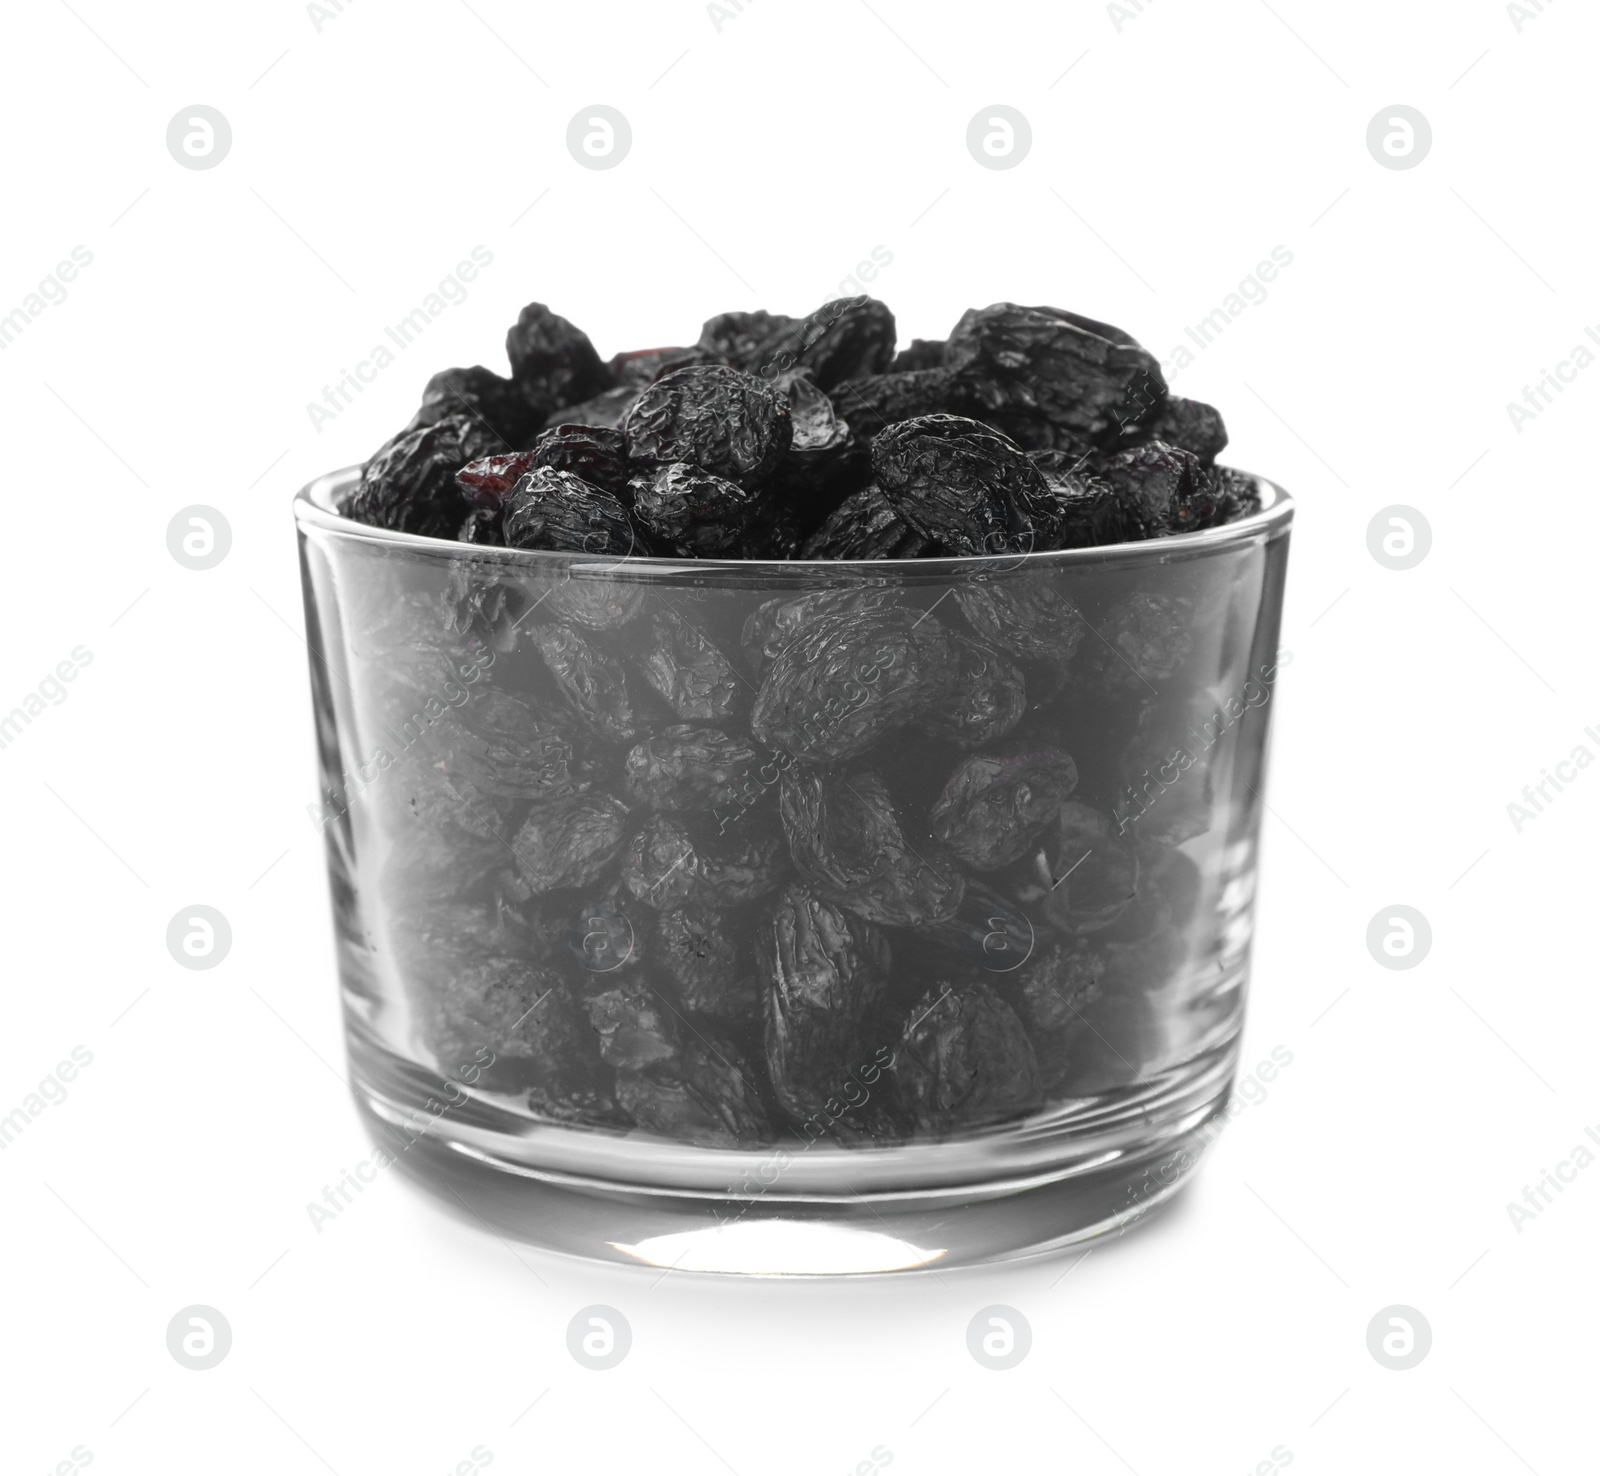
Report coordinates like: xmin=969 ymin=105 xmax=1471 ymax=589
xmin=584 ymin=975 xmax=680 ymax=1070
xmin=799 ymin=483 xmax=934 ymax=560
xmin=954 ymin=574 xmax=1087 ymax=664
xmin=758 ymin=882 xmax=891 ymax=1122
xmin=617 ymin=1034 xmax=773 ymax=1146
xmin=1011 ymin=942 xmax=1105 ymax=1093
xmin=504 ymin=302 xmax=611 ymax=415
xmin=409 ymin=365 xmax=542 ymax=447
xmin=458 ymin=507 xmax=503 ymax=545
xmin=919 ymin=633 xmax=1027 ymax=749
xmin=1080 ymin=441 xmax=1211 ymax=538
xmin=608 ymin=344 xmax=714 ymax=386
xmin=540 ymin=385 xmax=639 ymax=432
xmin=634 ymin=607 xmax=746 ymax=721
xmin=696 ymin=309 xmax=801 ymax=374
xmin=890 ymin=338 xmax=946 ymax=372
xmin=1004 ymin=801 xmax=1141 ymax=935
xmin=740 ymin=586 xmax=900 ymax=673
xmin=456 ymin=450 xmax=539 ymax=511
xmin=528 ymin=623 xmax=636 ymax=740
xmin=1077 ymin=590 xmax=1194 ymax=695
xmin=945 ymin=302 xmax=1167 ymax=452
xmin=510 ymin=791 xmax=631 ymax=892
xmin=621 ymin=815 xmax=785 ymax=908
xmin=628 ymin=461 xmax=755 ymax=557
xmin=780 ymin=768 xmax=965 ymax=927
xmin=623 ymin=725 xmax=764 ymax=813
xmin=502 ymin=468 xmax=638 ymax=556
xmin=871 ymin=414 xmax=1054 ymax=556
xmin=1130 ymin=396 xmax=1228 ymax=464
xmin=622 ymin=364 xmax=792 ymax=489
xmin=930 ymin=742 xmax=1078 ymax=870
xmin=894 ymin=981 xmax=1040 ymax=1135
xmin=751 ymin=605 xmax=942 ymax=762
xmin=530 ymin=424 xmax=631 ymax=497
xmin=828 ymin=369 xmax=975 ymax=441
xmin=785 ymin=296 xmax=897 ymax=389
xmin=346 ymin=415 xmax=500 ymax=539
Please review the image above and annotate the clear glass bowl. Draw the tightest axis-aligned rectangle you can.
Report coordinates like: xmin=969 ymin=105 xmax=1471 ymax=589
xmin=294 ymin=468 xmax=1292 ymax=1274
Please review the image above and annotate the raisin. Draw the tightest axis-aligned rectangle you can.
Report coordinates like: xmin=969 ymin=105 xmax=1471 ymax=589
xmin=528 ymin=623 xmax=637 ymax=741
xmin=346 ymin=415 xmax=500 ymax=539
xmin=502 ymin=468 xmax=638 ymax=556
xmin=656 ymin=904 xmax=752 ymax=1025
xmin=750 ymin=605 xmax=941 ymax=762
xmin=919 ymin=633 xmax=1027 ymax=749
xmin=890 ymin=338 xmax=946 ymax=372
xmin=1078 ymin=590 xmax=1194 ymax=695
xmin=390 ymin=748 xmax=522 ymax=843
xmin=458 ymin=507 xmax=503 ymax=545
xmin=921 ymin=881 xmax=1038 ymax=976
xmin=894 ymin=981 xmax=1040 ymax=1134
xmin=510 ymin=791 xmax=630 ymax=892
xmin=1011 ymin=941 xmax=1105 ymax=1093
xmin=530 ymin=424 xmax=631 ymax=497
xmin=740 ymin=586 xmax=900 ymax=673
xmin=624 ymin=725 xmax=764 ymax=813
xmin=545 ymin=578 xmax=647 ymax=632
xmin=456 ymin=450 xmax=539 ymax=510
xmin=1114 ymin=698 xmax=1219 ymax=845
xmin=609 ymin=344 xmax=714 ymax=386
xmin=566 ymin=896 xmax=647 ymax=974
xmin=621 ymin=815 xmax=786 ymax=907
xmin=1004 ymin=800 xmax=1141 ymax=934
xmin=421 ymin=956 xmax=612 ymax=1117
xmin=584 ymin=975 xmax=680 ymax=1070
xmin=758 ymin=882 xmax=891 ymax=1122
xmin=504 ymin=302 xmax=611 ymax=415
xmin=429 ymin=685 xmax=603 ymax=802
xmin=634 ymin=607 xmax=746 ymax=721
xmin=754 ymin=371 xmax=868 ymax=554
xmin=930 ymin=743 xmax=1078 ymax=870
xmin=828 ymin=368 xmax=975 ymax=440
xmin=696 ymin=309 xmax=800 ymax=374
xmin=954 ymin=574 xmax=1087 ymax=664
xmin=628 ymin=461 xmax=755 ymax=557
xmin=785 ymin=296 xmax=897 ymax=389
xmin=409 ymin=365 xmax=542 ymax=447
xmin=1132 ymin=396 xmax=1228 ymax=464
xmin=622 ymin=364 xmax=793 ymax=488
xmin=945 ymin=302 xmax=1167 ymax=452
xmin=1081 ymin=441 xmax=1211 ymax=538
xmin=871 ymin=414 xmax=1054 ymax=556
xmin=781 ymin=768 xmax=965 ymax=927
xmin=540 ymin=385 xmax=639 ymax=432
xmin=1214 ymin=467 xmax=1262 ymax=521
xmin=617 ymin=1034 xmax=773 ymax=1146
xmin=799 ymin=483 xmax=933 ymax=561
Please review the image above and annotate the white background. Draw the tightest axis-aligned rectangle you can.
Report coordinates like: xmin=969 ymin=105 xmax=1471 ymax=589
xmin=1 ymin=0 xmax=1594 ymax=1471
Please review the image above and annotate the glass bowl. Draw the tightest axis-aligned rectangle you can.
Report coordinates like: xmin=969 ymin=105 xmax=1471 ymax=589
xmin=293 ymin=468 xmax=1292 ymax=1274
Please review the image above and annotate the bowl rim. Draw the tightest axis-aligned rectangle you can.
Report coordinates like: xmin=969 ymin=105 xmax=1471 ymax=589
xmin=293 ymin=463 xmax=1293 ymax=574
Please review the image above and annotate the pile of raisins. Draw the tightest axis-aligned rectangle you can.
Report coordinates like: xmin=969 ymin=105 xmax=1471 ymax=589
xmin=344 ymin=296 xmax=1262 ymax=1151
xmin=344 ymin=297 xmax=1261 ymax=560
